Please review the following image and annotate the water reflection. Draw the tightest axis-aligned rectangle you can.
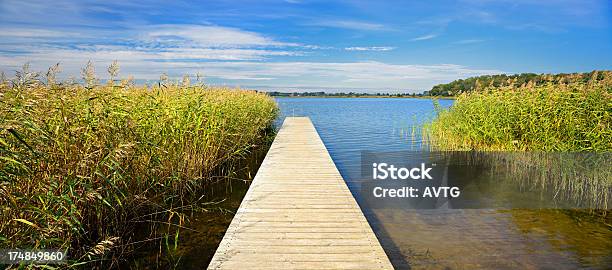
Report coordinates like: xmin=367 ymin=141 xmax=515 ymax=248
xmin=373 ymin=208 xmax=611 ymax=269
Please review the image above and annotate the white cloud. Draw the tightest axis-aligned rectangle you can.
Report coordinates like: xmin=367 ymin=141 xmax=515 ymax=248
xmin=0 ymin=45 xmax=303 ymax=75
xmin=0 ymin=24 xmax=308 ymax=74
xmin=453 ymin=39 xmax=485 ymax=44
xmin=344 ymin=46 xmax=395 ymax=51
xmin=0 ymin=22 xmax=499 ymax=91
xmin=0 ymin=51 xmax=503 ymax=90
xmin=141 ymin=25 xmax=300 ymax=48
xmin=187 ymin=61 xmax=503 ymax=90
xmin=307 ymin=20 xmax=388 ymax=31
xmin=411 ymin=34 xmax=438 ymax=41
xmin=0 ymin=28 xmax=77 ymax=38
xmin=155 ymin=48 xmax=302 ymax=60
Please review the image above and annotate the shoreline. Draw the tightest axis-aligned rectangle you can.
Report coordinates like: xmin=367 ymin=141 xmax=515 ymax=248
xmin=269 ymin=95 xmax=456 ymax=99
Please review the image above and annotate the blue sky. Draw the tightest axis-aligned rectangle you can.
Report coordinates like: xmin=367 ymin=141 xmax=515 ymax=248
xmin=0 ymin=0 xmax=610 ymax=92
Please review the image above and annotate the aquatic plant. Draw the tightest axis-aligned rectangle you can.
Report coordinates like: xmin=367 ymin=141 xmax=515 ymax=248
xmin=426 ymin=81 xmax=611 ymax=151
xmin=425 ymin=80 xmax=611 ymax=210
xmin=0 ymin=62 xmax=278 ymax=267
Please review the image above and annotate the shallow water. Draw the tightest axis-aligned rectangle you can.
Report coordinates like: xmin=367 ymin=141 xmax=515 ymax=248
xmin=124 ymin=146 xmax=267 ymax=269
xmin=275 ymin=97 xmax=612 ymax=270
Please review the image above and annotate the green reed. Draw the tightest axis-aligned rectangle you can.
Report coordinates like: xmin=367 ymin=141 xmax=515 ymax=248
xmin=424 ymin=80 xmax=611 ymax=210
xmin=0 ymin=64 xmax=277 ymax=267
xmin=425 ymin=81 xmax=611 ymax=151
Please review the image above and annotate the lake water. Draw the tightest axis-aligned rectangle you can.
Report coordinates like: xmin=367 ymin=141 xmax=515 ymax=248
xmin=275 ymin=97 xmax=612 ymax=270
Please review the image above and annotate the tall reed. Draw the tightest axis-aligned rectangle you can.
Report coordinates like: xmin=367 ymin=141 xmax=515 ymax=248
xmin=0 ymin=64 xmax=277 ymax=267
xmin=424 ymin=80 xmax=611 ymax=210
xmin=425 ymin=82 xmax=611 ymax=151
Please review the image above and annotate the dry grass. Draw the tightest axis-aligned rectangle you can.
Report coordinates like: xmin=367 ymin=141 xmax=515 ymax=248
xmin=0 ymin=63 xmax=278 ymax=267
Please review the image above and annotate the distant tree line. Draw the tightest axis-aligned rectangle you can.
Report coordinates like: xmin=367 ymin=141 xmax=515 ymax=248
xmin=267 ymin=91 xmax=421 ymax=97
xmin=427 ymin=70 xmax=612 ymax=96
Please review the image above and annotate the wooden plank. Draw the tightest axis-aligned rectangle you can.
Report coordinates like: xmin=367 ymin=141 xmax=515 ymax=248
xmin=208 ymin=117 xmax=393 ymax=269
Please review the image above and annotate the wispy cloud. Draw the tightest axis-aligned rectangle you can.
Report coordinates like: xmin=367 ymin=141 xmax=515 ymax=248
xmin=141 ymin=25 xmax=300 ymax=48
xmin=0 ymin=20 xmax=502 ymax=90
xmin=0 ymin=24 xmax=308 ymax=63
xmin=306 ymin=19 xmax=388 ymax=31
xmin=0 ymin=23 xmax=313 ymax=81
xmin=344 ymin=46 xmax=395 ymax=51
xmin=0 ymin=28 xmax=78 ymax=38
xmin=0 ymin=49 xmax=503 ymax=90
xmin=506 ymin=23 xmax=565 ymax=33
xmin=176 ymin=61 xmax=504 ymax=90
xmin=411 ymin=34 xmax=438 ymax=41
xmin=10 ymin=0 xmax=601 ymax=91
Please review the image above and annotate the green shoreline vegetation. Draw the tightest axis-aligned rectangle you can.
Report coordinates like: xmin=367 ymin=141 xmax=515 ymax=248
xmin=287 ymin=73 xmax=612 ymax=148
xmin=426 ymin=73 xmax=611 ymax=151
xmin=427 ymin=70 xmax=612 ymax=96
xmin=0 ymin=62 xmax=277 ymax=267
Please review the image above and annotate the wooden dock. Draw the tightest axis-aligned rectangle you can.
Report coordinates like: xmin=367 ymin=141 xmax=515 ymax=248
xmin=208 ymin=117 xmax=393 ymax=269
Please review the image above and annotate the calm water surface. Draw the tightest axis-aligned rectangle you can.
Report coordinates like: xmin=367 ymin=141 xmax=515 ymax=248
xmin=275 ymin=97 xmax=612 ymax=270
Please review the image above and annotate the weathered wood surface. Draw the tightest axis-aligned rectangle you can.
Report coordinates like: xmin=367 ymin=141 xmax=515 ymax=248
xmin=208 ymin=117 xmax=393 ymax=269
